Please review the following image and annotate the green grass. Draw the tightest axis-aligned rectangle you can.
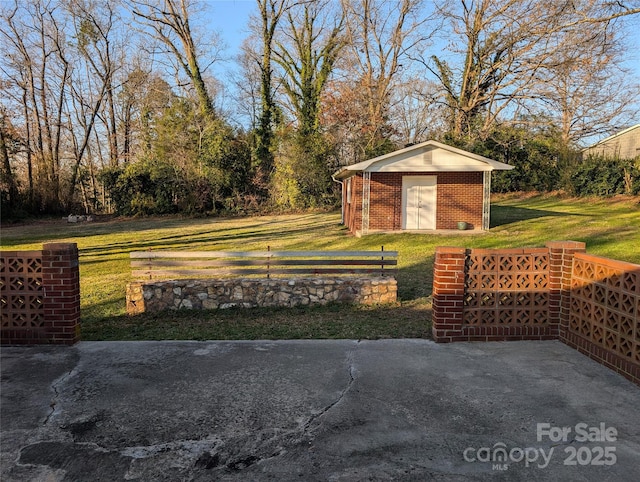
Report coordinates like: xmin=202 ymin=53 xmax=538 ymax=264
xmin=1 ymin=193 xmax=638 ymax=340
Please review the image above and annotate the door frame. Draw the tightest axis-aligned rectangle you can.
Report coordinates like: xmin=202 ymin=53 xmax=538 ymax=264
xmin=401 ymin=175 xmax=437 ymax=230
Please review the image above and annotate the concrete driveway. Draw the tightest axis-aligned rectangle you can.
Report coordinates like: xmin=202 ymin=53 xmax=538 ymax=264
xmin=1 ymin=339 xmax=639 ymax=481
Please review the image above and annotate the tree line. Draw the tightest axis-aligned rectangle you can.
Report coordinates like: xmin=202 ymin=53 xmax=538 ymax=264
xmin=1 ymin=0 xmax=639 ymax=219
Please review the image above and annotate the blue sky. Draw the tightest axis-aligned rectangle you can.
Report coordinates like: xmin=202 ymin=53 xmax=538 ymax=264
xmin=205 ymin=0 xmax=256 ymax=55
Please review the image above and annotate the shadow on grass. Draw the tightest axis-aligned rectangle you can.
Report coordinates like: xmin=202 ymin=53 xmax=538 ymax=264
xmin=490 ymin=205 xmax=583 ymax=228
xmin=78 ymin=217 xmax=342 ymax=258
xmin=81 ymin=301 xmax=432 ymax=341
xmin=396 ymin=255 xmax=434 ymax=301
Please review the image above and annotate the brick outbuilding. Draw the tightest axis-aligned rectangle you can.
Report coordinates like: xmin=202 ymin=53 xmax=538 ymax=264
xmin=332 ymin=140 xmax=513 ymax=236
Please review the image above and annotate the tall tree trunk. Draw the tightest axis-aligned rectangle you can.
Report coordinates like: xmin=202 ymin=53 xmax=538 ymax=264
xmin=21 ymin=92 xmax=34 ymax=207
xmin=0 ymin=117 xmax=18 ymax=207
xmin=106 ymin=76 xmax=119 ymax=167
xmin=254 ymin=0 xmax=288 ymax=176
xmin=274 ymin=0 xmax=345 ymax=136
xmin=122 ymin=101 xmax=132 ymax=164
xmin=66 ymin=93 xmax=104 ymax=209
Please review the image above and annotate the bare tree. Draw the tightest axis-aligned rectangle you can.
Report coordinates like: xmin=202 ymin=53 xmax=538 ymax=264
xmin=118 ymin=64 xmax=150 ymax=164
xmin=1 ymin=0 xmax=71 ymax=210
xmin=273 ymin=0 xmax=345 ymax=135
xmin=1 ymin=0 xmax=137 ymax=211
xmin=0 ymin=108 xmax=19 ymax=208
xmin=234 ymin=38 xmax=262 ymax=133
xmin=63 ymin=49 xmax=108 ymax=210
xmin=340 ymin=0 xmax=430 ymax=151
xmin=427 ymin=0 xmax=552 ymax=140
xmin=426 ymin=0 xmax=640 ymax=142
xmin=66 ymin=0 xmax=124 ymax=167
xmin=250 ymin=0 xmax=293 ymax=174
xmin=532 ymin=18 xmax=640 ymax=145
xmin=388 ymin=78 xmax=446 ymax=145
xmin=130 ymin=0 xmax=220 ymax=118
xmin=59 ymin=0 xmax=127 ymax=212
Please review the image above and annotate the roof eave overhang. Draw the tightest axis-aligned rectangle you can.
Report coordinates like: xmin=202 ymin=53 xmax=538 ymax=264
xmin=332 ymin=168 xmax=356 ymax=181
xmin=332 ymin=164 xmax=513 ymax=179
xmin=333 ymin=140 xmax=514 ymax=178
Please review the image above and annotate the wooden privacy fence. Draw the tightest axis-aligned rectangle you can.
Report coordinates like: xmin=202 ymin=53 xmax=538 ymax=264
xmin=126 ymin=247 xmax=398 ymax=313
xmin=130 ymin=247 xmax=398 ymax=279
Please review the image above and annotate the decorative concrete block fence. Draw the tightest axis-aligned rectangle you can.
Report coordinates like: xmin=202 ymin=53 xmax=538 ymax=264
xmin=432 ymin=241 xmax=640 ymax=385
xmin=126 ymin=249 xmax=397 ymax=314
xmin=1 ymin=243 xmax=81 ymax=345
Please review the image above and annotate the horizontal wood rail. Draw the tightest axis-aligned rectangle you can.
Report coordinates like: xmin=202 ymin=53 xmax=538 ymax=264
xmin=130 ymin=247 xmax=397 ymax=279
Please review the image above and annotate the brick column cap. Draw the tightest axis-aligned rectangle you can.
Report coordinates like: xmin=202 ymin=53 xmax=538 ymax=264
xmin=43 ymin=242 xmax=78 ymax=251
xmin=435 ymin=246 xmax=466 ymax=254
xmin=545 ymin=241 xmax=586 ymax=250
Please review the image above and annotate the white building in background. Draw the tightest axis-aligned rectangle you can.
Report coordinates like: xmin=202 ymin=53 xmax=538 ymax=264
xmin=583 ymin=124 xmax=640 ymax=159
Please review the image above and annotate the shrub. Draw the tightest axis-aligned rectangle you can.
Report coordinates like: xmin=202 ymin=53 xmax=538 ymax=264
xmin=566 ymin=155 xmax=640 ymax=196
xmin=99 ymin=160 xmax=177 ymax=216
xmin=271 ymin=131 xmax=339 ymax=210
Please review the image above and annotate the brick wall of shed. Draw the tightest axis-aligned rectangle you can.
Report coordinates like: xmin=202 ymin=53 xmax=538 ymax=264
xmin=364 ymin=171 xmax=484 ymax=231
xmin=436 ymin=172 xmax=484 ymax=230
xmin=368 ymin=173 xmax=402 ymax=231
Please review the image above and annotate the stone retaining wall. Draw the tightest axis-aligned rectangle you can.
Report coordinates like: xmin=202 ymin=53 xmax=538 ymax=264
xmin=126 ymin=277 xmax=397 ymax=314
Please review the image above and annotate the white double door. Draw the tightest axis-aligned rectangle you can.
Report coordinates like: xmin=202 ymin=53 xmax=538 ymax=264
xmin=402 ymin=176 xmax=437 ymax=230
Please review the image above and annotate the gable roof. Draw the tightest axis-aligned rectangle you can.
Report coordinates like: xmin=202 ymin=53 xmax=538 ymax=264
xmin=332 ymin=140 xmax=514 ymax=180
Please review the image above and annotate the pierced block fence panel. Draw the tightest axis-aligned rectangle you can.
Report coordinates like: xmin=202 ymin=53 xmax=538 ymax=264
xmin=1 ymin=243 xmax=80 ymax=345
xmin=1 ymin=251 xmax=44 ymax=331
xmin=433 ymin=245 xmax=564 ymax=342
xmin=463 ymin=248 xmax=550 ymax=333
xmin=433 ymin=241 xmax=640 ymax=385
xmin=563 ymin=253 xmax=640 ymax=382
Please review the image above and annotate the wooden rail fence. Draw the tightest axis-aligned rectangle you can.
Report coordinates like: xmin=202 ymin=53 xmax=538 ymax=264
xmin=130 ymin=247 xmax=398 ymax=279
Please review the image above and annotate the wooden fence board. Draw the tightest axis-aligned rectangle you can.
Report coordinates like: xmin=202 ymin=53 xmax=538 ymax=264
xmin=130 ymin=248 xmax=397 ymax=279
xmin=130 ymin=250 xmax=397 ymax=259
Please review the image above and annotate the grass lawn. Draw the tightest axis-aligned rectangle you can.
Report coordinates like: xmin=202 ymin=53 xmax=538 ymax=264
xmin=1 ymin=193 xmax=639 ymax=340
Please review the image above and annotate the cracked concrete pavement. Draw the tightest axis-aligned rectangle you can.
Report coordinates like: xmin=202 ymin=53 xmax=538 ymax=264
xmin=1 ymin=339 xmax=640 ymax=481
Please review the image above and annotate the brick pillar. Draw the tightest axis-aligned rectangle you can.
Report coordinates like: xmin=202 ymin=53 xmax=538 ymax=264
xmin=432 ymin=247 xmax=466 ymax=342
xmin=546 ymin=241 xmax=586 ymax=338
xmin=42 ymin=243 xmax=81 ymax=344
